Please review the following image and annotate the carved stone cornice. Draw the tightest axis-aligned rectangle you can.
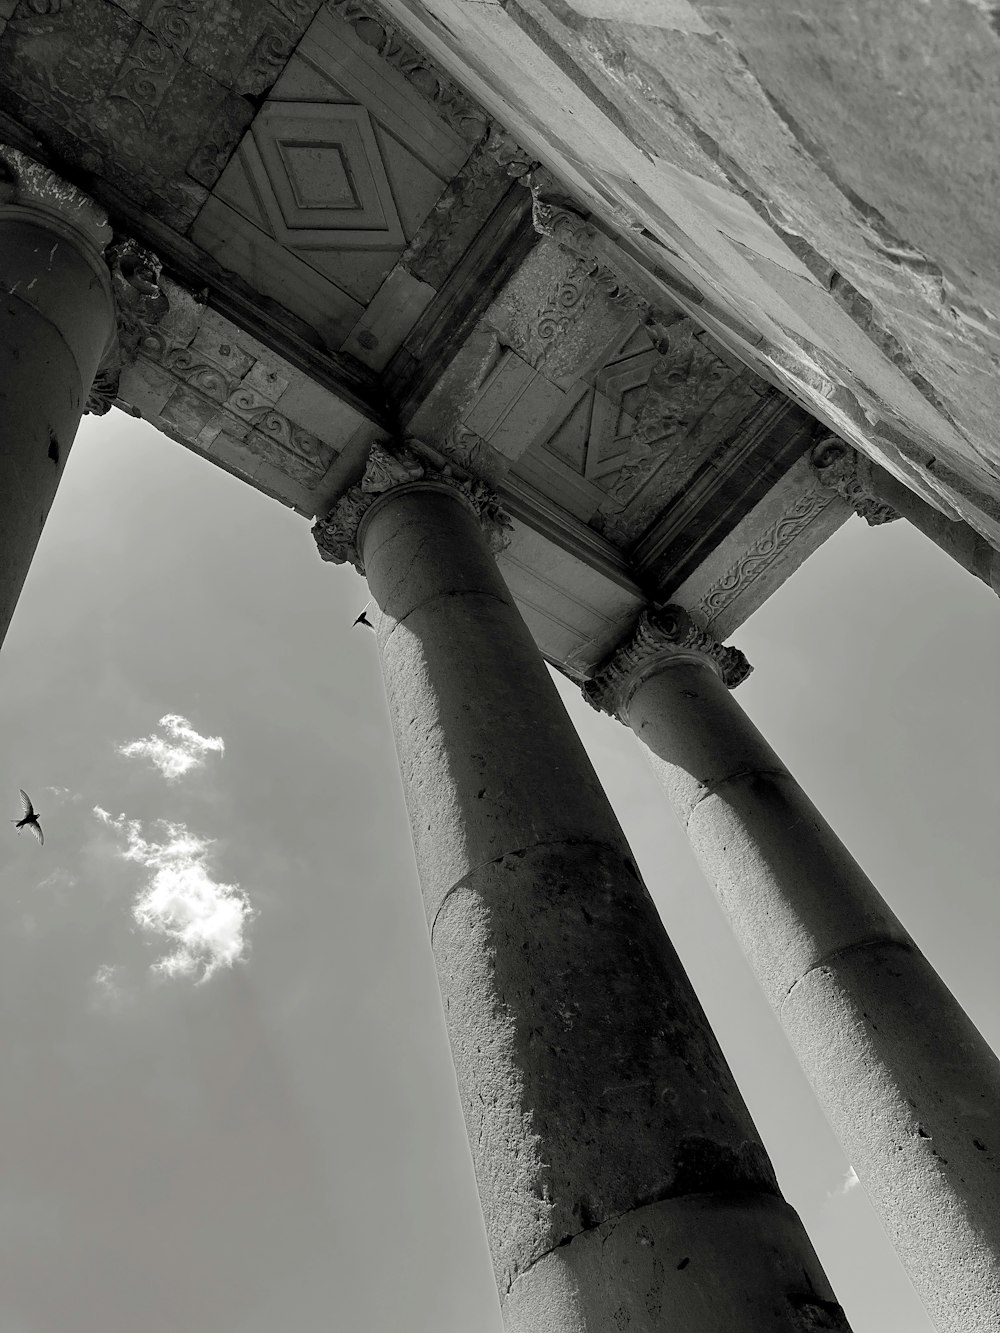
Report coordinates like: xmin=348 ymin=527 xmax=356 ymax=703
xmin=313 ymin=439 xmax=514 ymax=574
xmin=327 ymin=0 xmax=489 ymax=144
xmin=528 ymin=175 xmax=675 ymax=350
xmin=810 ymin=436 xmax=900 ymax=526
xmin=584 ymin=604 xmax=752 ymax=720
xmin=0 ymin=143 xmax=112 ymax=251
xmin=87 ymin=238 xmax=170 ymax=415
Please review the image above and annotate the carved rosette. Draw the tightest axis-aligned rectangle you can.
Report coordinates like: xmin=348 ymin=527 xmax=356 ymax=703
xmin=810 ymin=436 xmax=899 ymax=526
xmin=313 ymin=440 xmax=514 ymax=574
xmin=87 ymin=238 xmax=170 ymax=415
xmin=585 ymin=604 xmax=752 ymax=720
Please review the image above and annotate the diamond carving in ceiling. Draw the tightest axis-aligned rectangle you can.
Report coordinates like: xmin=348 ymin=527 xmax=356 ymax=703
xmin=241 ymin=101 xmax=405 ymax=249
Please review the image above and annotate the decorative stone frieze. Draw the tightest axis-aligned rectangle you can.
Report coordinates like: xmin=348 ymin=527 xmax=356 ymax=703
xmin=87 ymin=238 xmax=170 ymax=415
xmin=528 ymin=173 xmax=677 ymax=352
xmin=810 ymin=435 xmax=900 ymax=526
xmin=584 ymin=603 xmax=752 ymax=719
xmin=313 ymin=439 xmax=513 ymax=573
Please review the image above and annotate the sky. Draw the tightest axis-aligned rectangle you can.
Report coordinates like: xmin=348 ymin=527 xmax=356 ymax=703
xmin=1 ymin=410 xmax=998 ymax=1333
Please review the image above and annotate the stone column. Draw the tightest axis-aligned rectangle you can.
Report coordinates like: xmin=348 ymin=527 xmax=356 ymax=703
xmin=314 ymin=442 xmax=852 ymax=1332
xmin=588 ymin=605 xmax=1000 ymax=1333
xmin=0 ymin=145 xmax=166 ymax=651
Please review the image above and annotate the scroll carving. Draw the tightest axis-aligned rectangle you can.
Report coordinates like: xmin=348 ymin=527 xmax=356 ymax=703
xmin=695 ymin=484 xmax=834 ymax=623
xmin=585 ymin=604 xmax=752 ymax=719
xmin=313 ymin=440 xmax=513 ymax=573
xmin=529 ymin=174 xmax=678 ymax=349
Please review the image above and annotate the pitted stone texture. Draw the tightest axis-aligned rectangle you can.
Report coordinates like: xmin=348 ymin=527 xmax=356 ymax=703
xmin=632 ymin=653 xmax=1000 ymax=1331
xmin=784 ymin=944 xmax=1000 ymax=1333
xmin=684 ymin=775 xmax=909 ymax=1007
xmin=503 ymin=1194 xmax=849 ymax=1333
xmin=431 ymin=840 xmax=778 ymax=1289
xmin=360 ymin=481 xmax=847 ymax=1329
xmin=631 ymin=663 xmax=909 ymax=1006
xmin=367 ymin=489 xmax=624 ymax=902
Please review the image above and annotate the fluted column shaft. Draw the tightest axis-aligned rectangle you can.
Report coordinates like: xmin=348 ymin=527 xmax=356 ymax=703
xmin=619 ymin=634 xmax=1000 ymax=1333
xmin=0 ymin=149 xmax=115 ymax=649
xmin=345 ymin=471 xmax=851 ymax=1332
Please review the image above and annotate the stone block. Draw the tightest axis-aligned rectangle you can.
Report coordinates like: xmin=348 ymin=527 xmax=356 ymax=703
xmin=243 ymin=428 xmax=322 ymax=486
xmin=274 ymin=373 xmax=365 ymax=442
xmin=343 ymin=266 xmax=437 ymax=371
xmin=463 ymin=351 xmax=566 ymax=463
xmin=189 ymin=317 xmax=255 ymax=380
xmin=209 ymin=430 xmax=261 ymax=480
xmin=241 ymin=358 xmax=290 ymax=404
xmin=117 ymin=358 xmax=179 ymax=420
xmin=160 ymin=383 xmax=222 ymax=439
xmin=252 ymin=460 xmax=318 ymax=513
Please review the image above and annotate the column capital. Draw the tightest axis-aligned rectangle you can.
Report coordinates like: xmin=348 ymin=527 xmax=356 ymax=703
xmin=312 ymin=438 xmax=513 ymax=574
xmin=0 ymin=144 xmax=169 ymax=415
xmin=86 ymin=238 xmax=170 ymax=415
xmin=0 ymin=143 xmax=112 ymax=253
xmin=810 ymin=436 xmax=899 ymax=526
xmin=585 ymin=604 xmax=752 ymax=719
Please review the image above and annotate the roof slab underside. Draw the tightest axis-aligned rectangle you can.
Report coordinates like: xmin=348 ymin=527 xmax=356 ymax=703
xmin=4 ymin=0 xmax=997 ymax=670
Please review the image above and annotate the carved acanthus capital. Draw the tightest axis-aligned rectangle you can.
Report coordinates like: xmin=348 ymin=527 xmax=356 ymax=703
xmin=313 ymin=439 xmax=514 ymax=574
xmin=0 ymin=143 xmax=112 ymax=252
xmin=585 ymin=604 xmax=752 ymax=720
xmin=87 ymin=238 xmax=170 ymax=415
xmin=810 ymin=436 xmax=899 ymax=526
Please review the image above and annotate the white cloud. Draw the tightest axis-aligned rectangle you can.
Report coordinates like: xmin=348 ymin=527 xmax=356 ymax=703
xmin=90 ymin=963 xmax=127 ymax=1011
xmin=117 ymin=713 xmax=224 ymax=781
xmin=95 ymin=807 xmax=253 ymax=982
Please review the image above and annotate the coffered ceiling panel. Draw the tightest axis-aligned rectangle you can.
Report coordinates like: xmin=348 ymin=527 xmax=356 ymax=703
xmin=190 ymin=4 xmax=474 ymax=350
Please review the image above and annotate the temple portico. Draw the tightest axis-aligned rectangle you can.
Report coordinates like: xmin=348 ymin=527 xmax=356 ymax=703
xmin=3 ymin=0 xmax=1000 ymax=1325
xmin=586 ymin=604 xmax=1000 ymax=1333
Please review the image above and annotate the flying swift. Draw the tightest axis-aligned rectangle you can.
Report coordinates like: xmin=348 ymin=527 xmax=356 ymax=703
xmin=12 ymin=789 xmax=43 ymax=845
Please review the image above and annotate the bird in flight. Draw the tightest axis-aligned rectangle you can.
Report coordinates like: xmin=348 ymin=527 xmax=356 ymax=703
xmin=353 ymin=608 xmax=373 ymax=630
xmin=12 ymin=789 xmax=43 ymax=845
